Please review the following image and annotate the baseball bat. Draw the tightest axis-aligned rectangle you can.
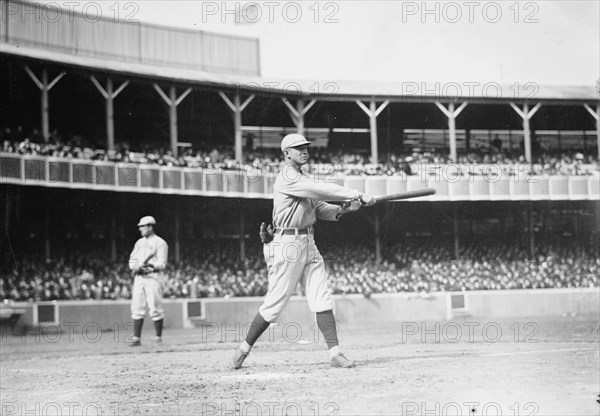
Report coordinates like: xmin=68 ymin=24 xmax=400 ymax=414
xmin=373 ymin=187 xmax=436 ymax=203
xmin=133 ymin=250 xmax=156 ymax=277
xmin=142 ymin=250 xmax=156 ymax=265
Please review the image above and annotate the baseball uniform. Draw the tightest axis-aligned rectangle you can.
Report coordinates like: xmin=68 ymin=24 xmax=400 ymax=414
xmin=258 ymin=163 xmax=361 ymax=322
xmin=128 ymin=216 xmax=168 ymax=345
xmin=231 ymin=134 xmax=373 ymax=369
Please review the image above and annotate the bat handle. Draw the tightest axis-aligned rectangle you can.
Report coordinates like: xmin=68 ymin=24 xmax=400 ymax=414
xmin=357 ymin=195 xmax=367 ymax=206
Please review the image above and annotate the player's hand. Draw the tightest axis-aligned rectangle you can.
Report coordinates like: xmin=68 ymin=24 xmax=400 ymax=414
xmin=359 ymin=193 xmax=376 ymax=206
xmin=259 ymin=222 xmax=274 ymax=244
xmin=340 ymin=199 xmax=363 ymax=214
xmin=139 ymin=265 xmax=155 ymax=274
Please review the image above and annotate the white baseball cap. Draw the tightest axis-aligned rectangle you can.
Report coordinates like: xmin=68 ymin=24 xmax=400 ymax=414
xmin=281 ymin=134 xmax=311 ymax=151
xmin=137 ymin=216 xmax=156 ymax=227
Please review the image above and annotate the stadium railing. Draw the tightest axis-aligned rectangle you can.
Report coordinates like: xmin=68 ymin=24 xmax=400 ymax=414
xmin=1 ymin=152 xmax=599 ymax=201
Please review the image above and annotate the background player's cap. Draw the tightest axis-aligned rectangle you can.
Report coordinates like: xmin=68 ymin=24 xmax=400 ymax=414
xmin=137 ymin=216 xmax=156 ymax=227
xmin=281 ymin=134 xmax=311 ymax=151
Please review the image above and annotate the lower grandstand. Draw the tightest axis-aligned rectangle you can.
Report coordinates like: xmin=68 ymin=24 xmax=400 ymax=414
xmin=3 ymin=241 xmax=596 ymax=302
xmin=1 ymin=186 xmax=598 ymax=301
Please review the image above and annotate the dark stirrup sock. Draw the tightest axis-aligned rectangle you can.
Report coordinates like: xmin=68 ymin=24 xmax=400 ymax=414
xmin=133 ymin=318 xmax=144 ymax=339
xmin=316 ymin=310 xmax=339 ymax=349
xmin=245 ymin=313 xmax=271 ymax=346
xmin=154 ymin=319 xmax=164 ymax=337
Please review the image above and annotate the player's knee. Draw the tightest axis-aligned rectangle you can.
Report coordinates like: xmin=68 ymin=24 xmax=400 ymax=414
xmin=308 ymin=300 xmax=333 ymax=313
xmin=150 ymin=310 xmax=164 ymax=320
xmin=258 ymin=308 xmax=279 ymax=323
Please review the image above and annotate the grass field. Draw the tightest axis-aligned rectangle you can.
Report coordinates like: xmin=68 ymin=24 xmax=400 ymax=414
xmin=1 ymin=315 xmax=598 ymax=415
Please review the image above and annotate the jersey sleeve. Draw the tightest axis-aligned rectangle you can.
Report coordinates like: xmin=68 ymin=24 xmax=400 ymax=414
xmin=315 ymin=200 xmax=341 ymax=221
xmin=276 ymin=166 xmax=360 ymax=201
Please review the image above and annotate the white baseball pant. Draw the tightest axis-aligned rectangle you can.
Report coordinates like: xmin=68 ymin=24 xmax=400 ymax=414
xmin=130 ymin=275 xmax=165 ymax=321
xmin=259 ymin=233 xmax=334 ymax=322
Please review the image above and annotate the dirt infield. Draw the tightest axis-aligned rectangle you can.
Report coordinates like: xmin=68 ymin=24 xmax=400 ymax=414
xmin=1 ymin=315 xmax=598 ymax=416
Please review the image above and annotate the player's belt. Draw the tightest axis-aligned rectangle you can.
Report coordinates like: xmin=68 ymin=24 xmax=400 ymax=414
xmin=136 ymin=270 xmax=158 ymax=276
xmin=274 ymin=227 xmax=313 ymax=235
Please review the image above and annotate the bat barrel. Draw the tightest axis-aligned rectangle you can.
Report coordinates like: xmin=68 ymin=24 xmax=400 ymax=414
xmin=374 ymin=188 xmax=436 ymax=202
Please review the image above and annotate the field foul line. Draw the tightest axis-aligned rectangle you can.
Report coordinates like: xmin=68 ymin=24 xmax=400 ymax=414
xmin=482 ymin=348 xmax=597 ymax=357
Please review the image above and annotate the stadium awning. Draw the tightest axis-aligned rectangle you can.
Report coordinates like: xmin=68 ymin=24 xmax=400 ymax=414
xmin=2 ymin=44 xmax=598 ymax=104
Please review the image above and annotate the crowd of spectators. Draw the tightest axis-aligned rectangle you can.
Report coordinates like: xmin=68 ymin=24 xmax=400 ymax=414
xmin=0 ymin=252 xmax=269 ymax=302
xmin=2 ymin=242 xmax=597 ymax=302
xmin=2 ymin=126 xmax=598 ymax=177
xmin=1 ymin=126 xmax=241 ymax=171
xmin=328 ymin=241 xmax=598 ymax=295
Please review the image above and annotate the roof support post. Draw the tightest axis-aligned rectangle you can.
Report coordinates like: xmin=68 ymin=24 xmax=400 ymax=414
xmin=220 ymin=91 xmax=254 ymax=163
xmin=90 ymin=76 xmax=129 ymax=151
xmin=356 ymin=98 xmax=389 ymax=163
xmin=239 ymin=202 xmax=245 ymax=262
xmin=24 ymin=65 xmax=65 ymax=142
xmin=174 ymin=204 xmax=181 ymax=264
xmin=282 ymin=97 xmax=317 ymax=136
xmin=374 ymin=208 xmax=381 ymax=264
xmin=435 ymin=101 xmax=467 ymax=162
xmin=154 ymin=84 xmax=192 ymax=155
xmin=510 ymin=102 xmax=541 ymax=163
xmin=584 ymin=104 xmax=600 ymax=162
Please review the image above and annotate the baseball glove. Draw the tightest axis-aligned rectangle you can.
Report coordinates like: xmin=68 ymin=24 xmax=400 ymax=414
xmin=259 ymin=222 xmax=274 ymax=244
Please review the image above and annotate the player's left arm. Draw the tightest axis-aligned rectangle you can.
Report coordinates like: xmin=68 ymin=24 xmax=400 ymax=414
xmin=148 ymin=239 xmax=168 ymax=271
xmin=315 ymin=200 xmax=339 ymax=221
xmin=315 ymin=200 xmax=362 ymax=221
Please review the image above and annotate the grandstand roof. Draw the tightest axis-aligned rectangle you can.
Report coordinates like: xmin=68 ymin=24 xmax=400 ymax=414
xmin=2 ymin=44 xmax=598 ymax=104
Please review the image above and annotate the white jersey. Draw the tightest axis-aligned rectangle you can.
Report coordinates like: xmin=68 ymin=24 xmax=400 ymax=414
xmin=128 ymin=234 xmax=168 ymax=275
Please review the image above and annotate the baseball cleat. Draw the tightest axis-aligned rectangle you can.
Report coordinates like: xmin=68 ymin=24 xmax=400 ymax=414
xmin=129 ymin=337 xmax=141 ymax=347
xmin=331 ymin=353 xmax=355 ymax=368
xmin=154 ymin=336 xmax=163 ymax=343
xmin=230 ymin=347 xmax=249 ymax=370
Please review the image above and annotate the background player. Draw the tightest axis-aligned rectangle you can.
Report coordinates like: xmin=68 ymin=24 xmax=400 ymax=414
xmin=128 ymin=216 xmax=169 ymax=346
xmin=231 ymin=134 xmax=375 ymax=369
